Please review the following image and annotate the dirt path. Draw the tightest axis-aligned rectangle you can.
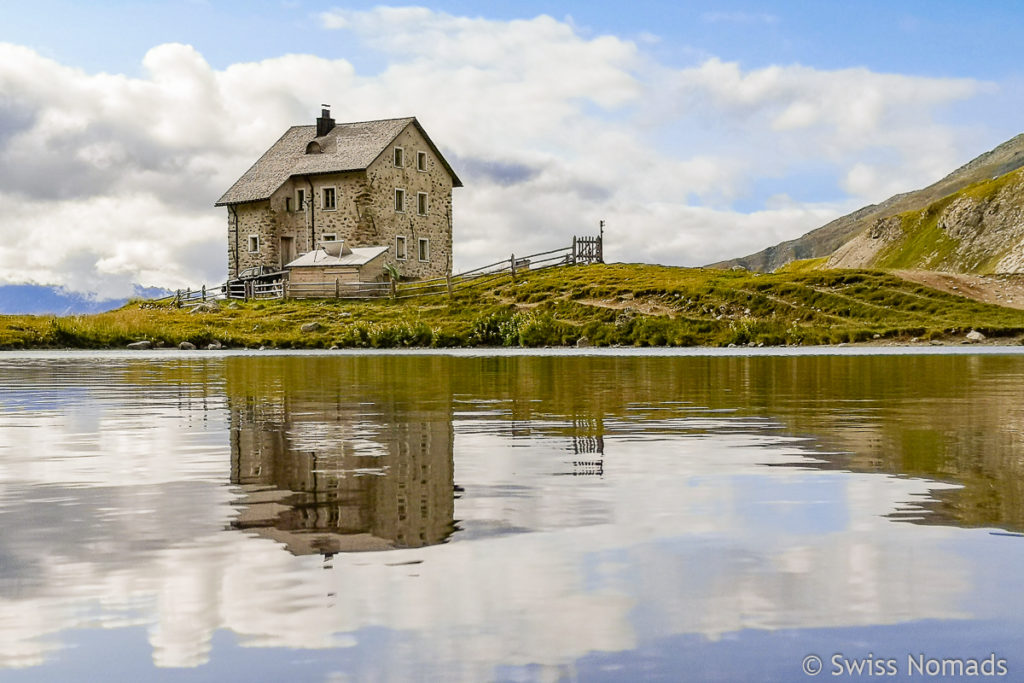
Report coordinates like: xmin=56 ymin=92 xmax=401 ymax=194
xmin=894 ymin=270 xmax=1024 ymax=310
xmin=576 ymin=297 xmax=677 ymax=316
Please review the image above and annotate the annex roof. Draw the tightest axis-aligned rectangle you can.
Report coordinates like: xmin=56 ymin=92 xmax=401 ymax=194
xmin=285 ymin=244 xmax=389 ymax=268
xmin=215 ymin=116 xmax=462 ymax=206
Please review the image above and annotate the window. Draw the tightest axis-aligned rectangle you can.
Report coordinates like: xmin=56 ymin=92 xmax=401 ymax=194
xmin=418 ymin=237 xmax=430 ymax=262
xmin=416 ymin=151 xmax=427 ymax=172
xmin=394 ymin=188 xmax=405 ymax=213
xmin=396 ymin=236 xmax=407 ymax=260
xmin=295 ymin=189 xmax=305 ymax=211
xmin=285 ymin=197 xmax=292 ymax=212
xmin=417 ymin=192 xmax=428 ymax=216
xmin=322 ymin=233 xmax=337 ymax=242
xmin=394 ymin=147 xmax=404 ymax=167
xmin=248 ymin=235 xmax=260 ymax=253
xmin=322 ymin=186 xmax=336 ymax=210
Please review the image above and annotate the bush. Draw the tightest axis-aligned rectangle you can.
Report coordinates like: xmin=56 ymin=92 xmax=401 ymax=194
xmin=517 ymin=312 xmax=566 ymax=347
xmin=468 ymin=311 xmax=513 ymax=345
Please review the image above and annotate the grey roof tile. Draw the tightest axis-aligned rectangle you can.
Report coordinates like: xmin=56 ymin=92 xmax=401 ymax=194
xmin=215 ymin=117 xmax=461 ymax=206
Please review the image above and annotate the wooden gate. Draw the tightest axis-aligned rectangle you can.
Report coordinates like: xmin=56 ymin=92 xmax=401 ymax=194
xmin=572 ymin=234 xmax=603 ymax=264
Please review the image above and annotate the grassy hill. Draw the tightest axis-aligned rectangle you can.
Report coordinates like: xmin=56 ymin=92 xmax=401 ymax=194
xmin=3 ymin=264 xmax=1024 ymax=349
xmin=712 ymin=133 xmax=1024 ymax=272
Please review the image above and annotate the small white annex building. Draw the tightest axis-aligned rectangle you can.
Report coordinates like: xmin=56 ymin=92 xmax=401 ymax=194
xmin=284 ymin=240 xmax=389 ymax=288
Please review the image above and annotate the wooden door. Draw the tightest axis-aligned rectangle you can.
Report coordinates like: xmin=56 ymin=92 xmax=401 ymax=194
xmin=280 ymin=236 xmax=295 ymax=268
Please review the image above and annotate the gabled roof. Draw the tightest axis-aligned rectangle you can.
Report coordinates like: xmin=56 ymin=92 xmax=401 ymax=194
xmin=215 ymin=116 xmax=462 ymax=206
xmin=285 ymin=244 xmax=389 ymax=268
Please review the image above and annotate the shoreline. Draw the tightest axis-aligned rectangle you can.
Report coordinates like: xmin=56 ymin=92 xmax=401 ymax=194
xmin=3 ymin=338 xmax=1023 ymax=358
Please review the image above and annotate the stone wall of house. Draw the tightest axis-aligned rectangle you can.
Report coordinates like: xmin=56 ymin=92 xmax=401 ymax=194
xmin=271 ymin=173 xmax=370 ymax=258
xmin=364 ymin=123 xmax=455 ymax=280
xmin=228 ymin=201 xmax=281 ymax=276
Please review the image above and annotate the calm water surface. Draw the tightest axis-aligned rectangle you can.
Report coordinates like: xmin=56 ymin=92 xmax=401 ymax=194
xmin=1 ymin=350 xmax=1023 ymax=681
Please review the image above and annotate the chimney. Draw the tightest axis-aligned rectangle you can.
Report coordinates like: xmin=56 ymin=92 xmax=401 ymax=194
xmin=316 ymin=104 xmax=335 ymax=137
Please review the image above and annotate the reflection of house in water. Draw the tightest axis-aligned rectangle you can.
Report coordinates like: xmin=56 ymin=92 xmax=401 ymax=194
xmin=229 ymin=393 xmax=455 ymax=555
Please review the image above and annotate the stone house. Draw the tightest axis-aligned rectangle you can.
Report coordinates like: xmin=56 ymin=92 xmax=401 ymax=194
xmin=215 ymin=108 xmax=462 ymax=281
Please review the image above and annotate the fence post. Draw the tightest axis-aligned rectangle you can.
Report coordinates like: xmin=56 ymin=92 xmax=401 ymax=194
xmin=175 ymin=289 xmax=181 ymax=307
xmin=282 ymin=280 xmax=288 ymax=300
xmin=572 ymin=236 xmax=577 ymax=265
xmin=202 ymin=285 xmax=206 ymax=301
xmin=390 ymin=278 xmax=397 ymax=299
xmin=446 ymin=273 xmax=453 ymax=298
xmin=510 ymin=253 xmax=516 ymax=280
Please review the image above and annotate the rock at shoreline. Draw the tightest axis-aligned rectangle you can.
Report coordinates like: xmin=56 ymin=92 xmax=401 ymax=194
xmin=300 ymin=322 xmax=323 ymax=333
xmin=178 ymin=341 xmax=196 ymax=350
xmin=126 ymin=340 xmax=153 ymax=350
xmin=575 ymin=336 xmax=591 ymax=348
xmin=207 ymin=340 xmax=223 ymax=350
xmin=966 ymin=329 xmax=986 ymax=343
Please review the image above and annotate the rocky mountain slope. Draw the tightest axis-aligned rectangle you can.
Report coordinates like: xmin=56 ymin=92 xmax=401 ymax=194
xmin=827 ymin=166 xmax=1024 ymax=272
xmin=712 ymin=133 xmax=1024 ymax=272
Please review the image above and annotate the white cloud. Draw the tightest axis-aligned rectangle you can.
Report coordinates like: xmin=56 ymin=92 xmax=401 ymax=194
xmin=0 ymin=10 xmax=999 ymax=295
xmin=0 ymin=192 xmax=222 ymax=297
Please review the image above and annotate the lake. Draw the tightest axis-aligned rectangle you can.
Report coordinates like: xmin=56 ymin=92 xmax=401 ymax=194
xmin=1 ymin=349 xmax=1023 ymax=681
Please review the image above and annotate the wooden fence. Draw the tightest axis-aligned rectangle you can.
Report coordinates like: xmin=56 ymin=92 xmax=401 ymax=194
xmin=155 ymin=234 xmax=602 ymax=305
xmin=157 ymin=284 xmax=220 ymax=306
xmin=392 ymin=243 xmax=577 ymax=300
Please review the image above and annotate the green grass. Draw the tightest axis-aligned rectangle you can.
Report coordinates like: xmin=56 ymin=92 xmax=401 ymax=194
xmin=773 ymin=257 xmax=828 ymax=273
xmin=874 ymin=199 xmax=960 ymax=270
xmin=960 ymin=165 xmax=1024 ymax=202
xmin=3 ymin=263 xmax=1024 ymax=349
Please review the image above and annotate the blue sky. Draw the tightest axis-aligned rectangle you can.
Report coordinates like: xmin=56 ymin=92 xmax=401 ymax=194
xmin=1 ymin=1 xmax=1022 ymax=295
xmin=8 ymin=1 xmax=1024 ymax=79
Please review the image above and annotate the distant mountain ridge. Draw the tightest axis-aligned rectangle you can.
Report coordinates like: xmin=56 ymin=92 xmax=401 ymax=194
xmin=711 ymin=133 xmax=1024 ymax=272
xmin=0 ymin=284 xmax=171 ymax=315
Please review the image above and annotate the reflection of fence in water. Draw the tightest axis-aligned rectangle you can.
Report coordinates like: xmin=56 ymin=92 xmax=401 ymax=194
xmin=570 ymin=417 xmax=605 ymax=475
